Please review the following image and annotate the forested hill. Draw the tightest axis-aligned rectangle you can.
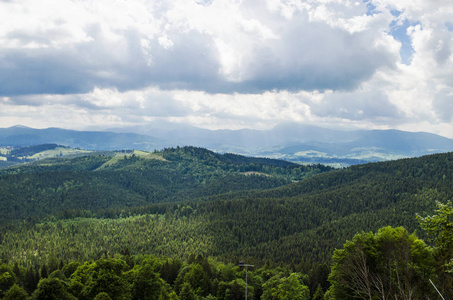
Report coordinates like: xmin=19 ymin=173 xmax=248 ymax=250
xmin=0 ymin=146 xmax=331 ymax=222
xmin=0 ymin=148 xmax=452 ymax=272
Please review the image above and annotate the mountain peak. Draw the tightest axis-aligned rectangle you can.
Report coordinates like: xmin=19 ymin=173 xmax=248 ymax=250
xmin=9 ymin=125 xmax=32 ymax=129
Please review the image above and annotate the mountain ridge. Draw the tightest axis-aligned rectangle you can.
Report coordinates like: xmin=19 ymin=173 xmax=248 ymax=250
xmin=2 ymin=123 xmax=453 ymax=165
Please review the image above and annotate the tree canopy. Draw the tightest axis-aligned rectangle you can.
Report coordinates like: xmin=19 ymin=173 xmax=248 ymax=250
xmin=329 ymin=226 xmax=436 ymax=299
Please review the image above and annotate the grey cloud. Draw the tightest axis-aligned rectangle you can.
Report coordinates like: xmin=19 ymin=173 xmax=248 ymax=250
xmin=0 ymin=26 xmax=223 ymax=96
xmin=433 ymin=36 xmax=452 ymax=65
xmin=309 ymin=91 xmax=402 ymax=121
xmin=123 ymin=97 xmax=192 ymax=119
xmin=237 ymin=18 xmax=396 ymax=93
xmin=433 ymin=91 xmax=453 ymax=122
xmin=0 ymin=5 xmax=397 ymax=97
xmin=140 ymin=31 xmax=224 ymax=91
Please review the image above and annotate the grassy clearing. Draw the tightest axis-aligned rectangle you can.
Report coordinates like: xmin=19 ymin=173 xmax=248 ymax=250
xmin=133 ymin=150 xmax=167 ymax=161
xmin=27 ymin=147 xmax=90 ymax=159
xmin=0 ymin=148 xmax=11 ymax=155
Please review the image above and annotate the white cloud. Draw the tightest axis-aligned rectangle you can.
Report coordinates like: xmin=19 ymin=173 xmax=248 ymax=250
xmin=0 ymin=0 xmax=400 ymax=95
xmin=0 ymin=0 xmax=452 ymax=139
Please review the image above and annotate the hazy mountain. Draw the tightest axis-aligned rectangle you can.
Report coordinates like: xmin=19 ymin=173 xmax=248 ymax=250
xmin=2 ymin=123 xmax=453 ymax=165
xmin=107 ymin=122 xmax=453 ymax=165
xmin=0 ymin=125 xmax=161 ymax=150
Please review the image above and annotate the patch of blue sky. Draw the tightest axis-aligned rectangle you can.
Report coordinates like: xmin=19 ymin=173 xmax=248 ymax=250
xmin=363 ymin=0 xmax=378 ymax=16
xmin=389 ymin=12 xmax=421 ymax=65
xmin=446 ymin=22 xmax=453 ymax=32
xmin=390 ymin=10 xmax=401 ymax=18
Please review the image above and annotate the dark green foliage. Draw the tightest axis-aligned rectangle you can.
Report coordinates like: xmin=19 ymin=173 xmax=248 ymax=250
xmin=179 ymin=282 xmax=196 ymax=300
xmin=311 ymin=284 xmax=324 ymax=300
xmin=3 ymin=283 xmax=29 ymax=300
xmin=31 ymin=278 xmax=76 ymax=300
xmin=225 ymin=279 xmax=244 ymax=300
xmin=0 ymin=146 xmax=331 ymax=223
xmin=94 ymin=292 xmax=113 ymax=300
xmin=160 ymin=259 xmax=183 ymax=285
xmin=0 ymin=263 xmax=17 ymax=298
xmin=2 ymin=152 xmax=453 ymax=270
xmin=1 ymin=148 xmax=453 ymax=299
xmin=132 ymin=264 xmax=163 ymax=300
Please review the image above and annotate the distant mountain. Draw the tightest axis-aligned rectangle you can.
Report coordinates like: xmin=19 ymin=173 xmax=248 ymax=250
xmin=0 ymin=125 xmax=161 ymax=150
xmin=107 ymin=122 xmax=453 ymax=165
xmin=2 ymin=123 xmax=453 ymax=165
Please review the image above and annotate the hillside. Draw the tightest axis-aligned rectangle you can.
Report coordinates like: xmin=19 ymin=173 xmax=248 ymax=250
xmin=0 ymin=146 xmax=330 ymax=222
xmin=0 ymin=149 xmax=451 ymax=270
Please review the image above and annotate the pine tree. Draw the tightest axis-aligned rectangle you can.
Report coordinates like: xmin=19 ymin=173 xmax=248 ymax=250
xmin=179 ymin=282 xmax=196 ymax=300
xmin=312 ymin=284 xmax=324 ymax=300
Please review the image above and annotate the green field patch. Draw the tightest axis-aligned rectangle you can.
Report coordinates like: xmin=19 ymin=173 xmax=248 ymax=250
xmin=27 ymin=147 xmax=90 ymax=160
xmin=96 ymin=151 xmax=167 ymax=169
xmin=133 ymin=150 xmax=167 ymax=161
xmin=0 ymin=148 xmax=11 ymax=155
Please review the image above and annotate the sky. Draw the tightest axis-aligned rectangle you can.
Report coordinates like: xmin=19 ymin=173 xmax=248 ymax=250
xmin=0 ymin=0 xmax=453 ymax=138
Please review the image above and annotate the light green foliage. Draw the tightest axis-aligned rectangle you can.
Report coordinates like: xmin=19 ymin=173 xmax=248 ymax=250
xmin=262 ymin=273 xmax=309 ymax=300
xmin=76 ymin=258 xmax=132 ymax=300
xmin=184 ymin=264 xmax=206 ymax=296
xmin=329 ymin=226 xmax=435 ymax=300
xmin=417 ymin=200 xmax=453 ymax=269
xmin=417 ymin=200 xmax=453 ymax=298
xmin=1 ymin=215 xmax=212 ymax=267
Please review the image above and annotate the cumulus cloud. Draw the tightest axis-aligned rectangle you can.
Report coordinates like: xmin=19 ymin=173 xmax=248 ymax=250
xmin=0 ymin=0 xmax=400 ymax=96
xmin=0 ymin=0 xmax=453 ymax=139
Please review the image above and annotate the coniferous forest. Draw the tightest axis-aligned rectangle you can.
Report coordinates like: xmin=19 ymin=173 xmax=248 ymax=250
xmin=0 ymin=146 xmax=452 ymax=299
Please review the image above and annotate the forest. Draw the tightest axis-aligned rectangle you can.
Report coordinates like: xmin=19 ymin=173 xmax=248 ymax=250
xmin=0 ymin=146 xmax=452 ymax=299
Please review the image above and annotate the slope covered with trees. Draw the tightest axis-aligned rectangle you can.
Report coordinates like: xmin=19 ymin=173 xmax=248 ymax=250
xmin=1 ymin=203 xmax=452 ymax=299
xmin=0 ymin=148 xmax=452 ymax=298
xmin=0 ymin=146 xmax=330 ymax=223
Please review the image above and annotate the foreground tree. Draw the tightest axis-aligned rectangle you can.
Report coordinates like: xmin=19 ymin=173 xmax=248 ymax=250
xmin=3 ymin=284 xmax=29 ymax=300
xmin=31 ymin=278 xmax=77 ymax=300
xmin=262 ymin=273 xmax=309 ymax=300
xmin=328 ymin=226 xmax=436 ymax=299
xmin=417 ymin=200 xmax=453 ymax=298
xmin=132 ymin=263 xmax=163 ymax=300
xmin=0 ymin=263 xmax=17 ymax=298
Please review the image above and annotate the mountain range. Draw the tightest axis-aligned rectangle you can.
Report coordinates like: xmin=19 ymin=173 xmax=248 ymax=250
xmin=1 ymin=123 xmax=453 ymax=165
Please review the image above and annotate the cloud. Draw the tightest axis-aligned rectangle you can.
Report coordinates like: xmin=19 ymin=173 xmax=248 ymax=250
xmin=0 ymin=0 xmax=400 ymax=96
xmin=308 ymin=90 xmax=402 ymax=121
xmin=0 ymin=0 xmax=453 ymax=139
